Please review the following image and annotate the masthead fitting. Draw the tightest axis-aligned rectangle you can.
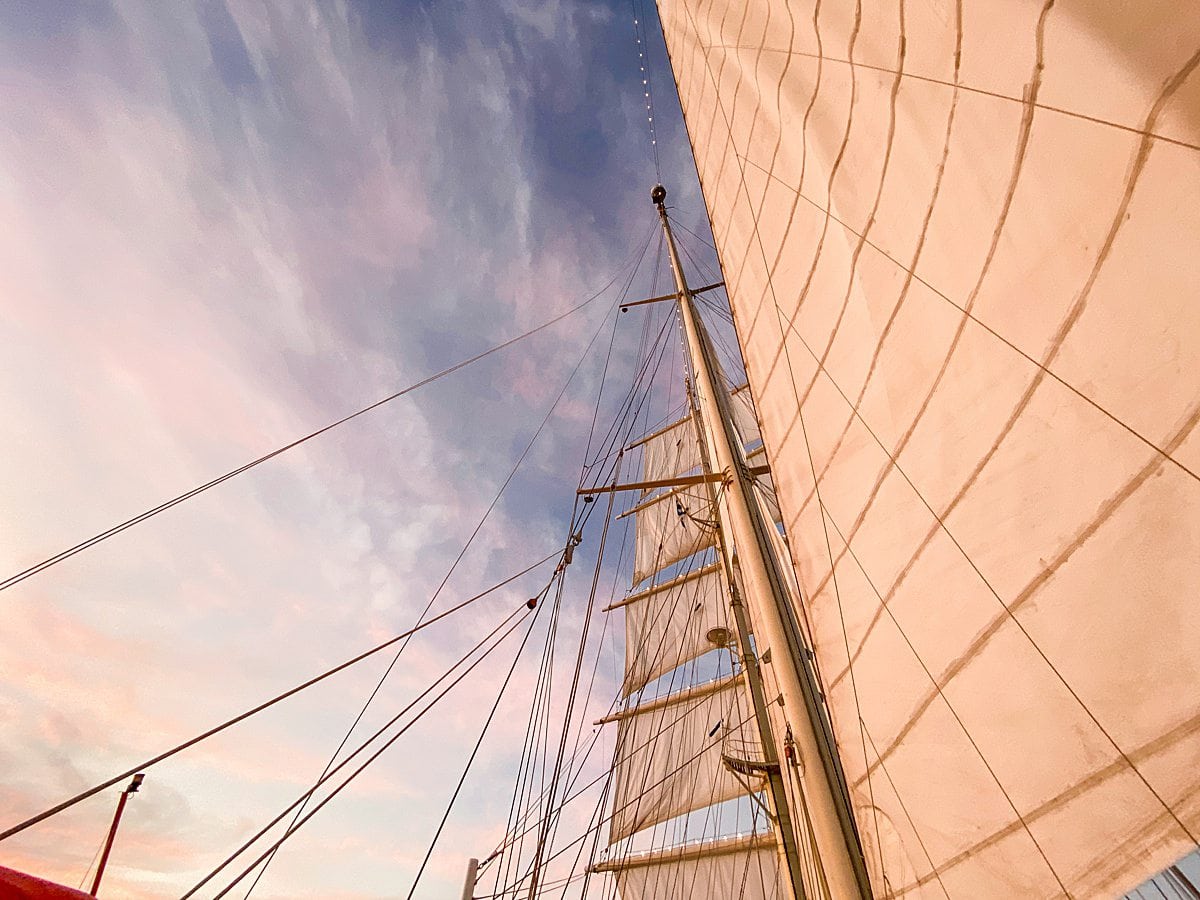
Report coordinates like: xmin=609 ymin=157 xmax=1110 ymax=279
xmin=650 ymin=184 xmax=667 ymax=206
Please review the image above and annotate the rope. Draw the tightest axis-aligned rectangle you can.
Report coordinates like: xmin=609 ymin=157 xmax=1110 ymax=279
xmin=0 ymin=256 xmax=635 ymax=596
xmin=0 ymin=556 xmax=554 ymax=843
xmin=240 ymin=254 xmax=629 ymax=897
xmin=403 ymin=577 xmax=549 ymax=898
xmin=206 ymin=607 xmax=536 ymax=899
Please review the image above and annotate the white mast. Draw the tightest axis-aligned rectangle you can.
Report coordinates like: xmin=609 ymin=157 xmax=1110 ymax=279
xmin=651 ymin=184 xmax=872 ymax=899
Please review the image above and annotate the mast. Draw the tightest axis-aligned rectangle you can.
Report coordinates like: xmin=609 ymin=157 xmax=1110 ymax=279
xmin=89 ymin=773 xmax=144 ymax=897
xmin=651 ymin=184 xmax=872 ymax=899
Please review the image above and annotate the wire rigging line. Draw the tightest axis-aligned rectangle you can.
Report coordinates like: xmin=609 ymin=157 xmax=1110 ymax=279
xmin=578 ymin=230 xmax=656 ymax=482
xmin=499 ymin=342 xmax=712 ymax=898
xmin=0 ymin=257 xmax=638 ymax=597
xmin=526 ymin=457 xmax=621 ymax=898
xmin=207 ymin=606 xmax=537 ymax=900
xmin=187 ymin=595 xmax=546 ymax=899
xmin=240 ymin=253 xmax=637 ymax=899
xmin=0 ymin=554 xmax=556 ymax=843
xmin=403 ymin=574 xmax=550 ymax=899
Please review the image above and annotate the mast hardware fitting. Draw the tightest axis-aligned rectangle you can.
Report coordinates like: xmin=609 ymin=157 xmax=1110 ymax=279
xmin=578 ymin=472 xmax=726 ymax=496
xmin=578 ymin=465 xmax=768 ymax=497
xmin=620 ymin=280 xmax=724 ymax=312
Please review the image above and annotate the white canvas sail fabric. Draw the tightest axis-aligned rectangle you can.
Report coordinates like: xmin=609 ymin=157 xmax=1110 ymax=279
xmin=657 ymin=0 xmax=1200 ymax=895
xmin=637 ymin=387 xmax=758 ymax=491
xmin=611 ymin=841 xmax=781 ymax=899
xmin=610 ymin=675 xmax=759 ymax=843
xmin=730 ymin=383 xmax=761 ymax=447
xmin=622 ymin=565 xmax=727 ymax=696
xmin=631 ymin=485 xmax=718 ymax=585
xmin=642 ymin=417 xmax=703 ymax=487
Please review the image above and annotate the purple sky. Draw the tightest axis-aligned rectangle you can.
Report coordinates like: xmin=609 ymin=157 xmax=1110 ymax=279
xmin=0 ymin=1 xmax=722 ymax=896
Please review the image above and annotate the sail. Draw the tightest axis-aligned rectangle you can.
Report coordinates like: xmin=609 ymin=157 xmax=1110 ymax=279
xmin=630 ymin=485 xmax=718 ymax=585
xmin=730 ymin=383 xmax=761 ymax=447
xmin=607 ymin=673 xmax=761 ymax=843
xmin=657 ymin=0 xmax=1200 ymax=896
xmin=614 ymin=562 xmax=727 ymax=696
xmin=634 ymin=385 xmax=758 ymax=488
xmin=639 ymin=416 xmax=703 ymax=487
xmin=592 ymin=833 xmax=781 ymax=899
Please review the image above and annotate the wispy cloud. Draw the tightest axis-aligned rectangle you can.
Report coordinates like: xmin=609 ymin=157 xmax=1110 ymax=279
xmin=0 ymin=0 xmax=711 ymax=895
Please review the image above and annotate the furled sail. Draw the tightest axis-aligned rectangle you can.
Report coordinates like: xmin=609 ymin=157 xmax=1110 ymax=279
xmin=606 ymin=673 xmax=761 ymax=843
xmin=592 ymin=833 xmax=781 ymax=899
xmin=611 ymin=562 xmax=726 ymax=696
xmin=657 ymin=0 xmax=1200 ymax=895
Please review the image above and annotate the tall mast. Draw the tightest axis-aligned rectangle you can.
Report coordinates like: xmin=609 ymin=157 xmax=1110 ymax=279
xmin=652 ymin=184 xmax=872 ymax=899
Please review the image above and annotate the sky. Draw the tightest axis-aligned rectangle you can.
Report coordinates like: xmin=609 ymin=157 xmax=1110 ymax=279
xmin=0 ymin=1 xmax=722 ymax=896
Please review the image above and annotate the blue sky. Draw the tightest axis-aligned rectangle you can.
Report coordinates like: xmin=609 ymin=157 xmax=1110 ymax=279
xmin=0 ymin=1 xmax=722 ymax=896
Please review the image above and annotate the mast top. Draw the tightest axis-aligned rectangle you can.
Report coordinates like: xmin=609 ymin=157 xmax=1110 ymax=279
xmin=650 ymin=183 xmax=667 ymax=206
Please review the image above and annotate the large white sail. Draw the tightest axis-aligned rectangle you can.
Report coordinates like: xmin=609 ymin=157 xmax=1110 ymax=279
xmin=614 ymin=563 xmax=726 ymax=696
xmin=629 ymin=484 xmax=719 ymax=585
xmin=607 ymin=673 xmax=760 ymax=843
xmin=656 ymin=0 xmax=1200 ymax=896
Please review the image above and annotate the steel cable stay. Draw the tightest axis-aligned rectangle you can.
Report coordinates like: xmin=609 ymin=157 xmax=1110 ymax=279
xmin=242 ymin=238 xmax=637 ymax=897
xmin=581 ymin=231 xmax=671 ymax=475
xmin=186 ymin=594 xmax=548 ymax=898
xmin=492 ymin=290 xmax=674 ymax=897
xmin=492 ymin=545 xmax=754 ymax=896
xmin=410 ymin=465 xmax=633 ymax=900
xmin=203 ymin=605 xmax=541 ymax=900
xmin=577 ymin=224 xmax=660 ymax=484
xmin=499 ymin=568 xmax=565 ymax=894
xmin=496 ymin=340 xmax=678 ymax=897
xmin=502 ymin=573 xmax=573 ymax=894
xmin=487 ymin=233 xmax=745 ymax=898
xmin=0 ymin=553 xmax=559 ymax=844
xmin=539 ymin=520 xmax=639 ymax=870
xmin=525 ymin=456 xmax=622 ymax=898
xmin=582 ymin=304 xmax=674 ymax=478
xmin=0 ymin=229 xmax=656 ymax=598
xmin=403 ymin=590 xmax=552 ymax=900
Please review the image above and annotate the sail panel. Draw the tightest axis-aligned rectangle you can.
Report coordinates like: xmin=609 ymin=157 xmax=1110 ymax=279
xmin=730 ymin=384 xmax=760 ymax=447
xmin=622 ymin=566 xmax=728 ymax=696
xmin=632 ymin=486 xmax=717 ymax=585
xmin=611 ymin=841 xmax=781 ymax=900
xmin=642 ymin=416 xmax=703 ymax=488
xmin=610 ymin=677 xmax=759 ymax=843
xmin=658 ymin=0 xmax=1200 ymax=894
